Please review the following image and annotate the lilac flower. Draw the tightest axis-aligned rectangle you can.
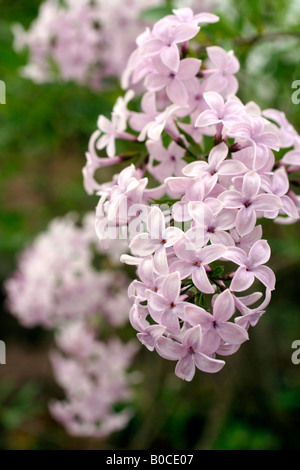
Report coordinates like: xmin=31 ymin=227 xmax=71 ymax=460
xmin=204 ymin=46 xmax=240 ymax=95
xmin=230 ymin=225 xmax=263 ymax=254
xmin=171 ymin=235 xmax=227 ymax=293
xmin=156 ymin=325 xmax=225 ymax=381
xmin=96 ymin=106 xmax=137 ymax=158
xmin=228 ymin=116 xmax=280 ymax=169
xmin=50 ymin=336 xmax=138 ymax=438
xmin=195 ymin=91 xmax=244 ymax=130
xmin=183 ymin=142 xmax=247 ymax=188
xmin=223 ymin=240 xmax=275 ymax=292
xmin=218 ymin=171 xmax=282 ymax=236
xmin=83 ymin=130 xmax=121 ymax=195
xmin=261 ymin=167 xmax=299 ymax=219
xmin=147 ymin=139 xmax=186 ymax=182
xmin=184 ymin=289 xmax=249 ymax=354
xmin=5 ymin=212 xmax=131 ymax=328
xmin=129 ymin=206 xmax=184 ymax=274
xmin=262 ymin=108 xmax=298 ymax=148
xmin=14 ymin=0 xmax=165 ymax=88
xmin=140 ymin=21 xmax=200 ymax=72
xmin=188 ymin=201 xmax=236 ymax=246
xmin=146 ymin=272 xmax=187 ymax=334
xmin=145 ymin=57 xmax=201 ymax=105
xmin=82 ymin=8 xmax=300 ymax=381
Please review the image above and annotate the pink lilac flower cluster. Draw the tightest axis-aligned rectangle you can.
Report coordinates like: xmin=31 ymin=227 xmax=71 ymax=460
xmin=5 ymin=212 xmax=138 ymax=437
xmin=50 ymin=322 xmax=138 ymax=438
xmin=5 ymin=212 xmax=131 ymax=328
xmin=14 ymin=0 xmax=210 ymax=88
xmin=84 ymin=8 xmax=300 ymax=381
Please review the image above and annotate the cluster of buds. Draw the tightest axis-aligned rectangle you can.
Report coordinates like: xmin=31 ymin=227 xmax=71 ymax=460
xmin=5 ymin=213 xmax=138 ymax=437
xmin=84 ymin=8 xmax=300 ymax=381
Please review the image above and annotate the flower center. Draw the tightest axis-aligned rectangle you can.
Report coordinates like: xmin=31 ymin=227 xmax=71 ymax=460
xmin=244 ymin=200 xmax=252 ymax=208
xmin=189 ymin=346 xmax=194 ymax=354
xmin=193 ymin=261 xmax=201 ymax=267
xmin=207 ymin=226 xmax=215 ymax=233
xmin=169 ymin=72 xmax=175 ymax=79
xmin=161 ymin=239 xmax=167 ymax=244
xmin=169 ymin=302 xmax=175 ymax=308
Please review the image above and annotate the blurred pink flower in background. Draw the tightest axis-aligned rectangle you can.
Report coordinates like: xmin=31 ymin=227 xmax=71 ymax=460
xmin=5 ymin=212 xmax=139 ymax=438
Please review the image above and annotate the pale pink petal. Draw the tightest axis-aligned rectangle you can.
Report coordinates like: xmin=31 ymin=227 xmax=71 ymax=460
xmin=230 ymin=266 xmax=255 ymax=292
xmin=161 ymin=44 xmax=180 ymax=72
xmin=144 ymin=73 xmax=168 ymax=91
xmin=201 ymin=327 xmax=221 ymax=354
xmin=170 ymin=260 xmax=193 ymax=279
xmin=182 ymin=160 xmax=208 ymax=176
xmin=215 ymin=209 xmax=237 ymax=230
xmin=140 ymin=39 xmax=164 ymax=56
xmin=252 ymin=266 xmax=276 ymax=290
xmin=146 ymin=290 xmax=168 ymax=312
xmin=175 ymin=355 xmax=195 ymax=381
xmin=218 ymin=160 xmax=247 ymax=175
xmin=166 ymin=177 xmax=190 ymax=195
xmin=273 ymin=168 xmax=289 ymax=196
xmin=164 ymin=227 xmax=184 ymax=247
xmin=208 ymin=142 xmax=228 ymax=168
xmin=177 ymin=58 xmax=201 ymax=80
xmin=195 ymin=109 xmax=220 ymax=127
xmin=218 ymin=190 xmax=243 ymax=208
xmin=173 ymin=238 xmax=196 ymax=262
xmin=154 ymin=246 xmax=169 ymax=275
xmin=203 ymin=91 xmax=224 ymax=112
xmin=194 ymin=352 xmax=225 ymax=373
xmin=148 ymin=206 xmax=165 ymax=239
xmin=161 ymin=272 xmax=180 ymax=302
xmin=161 ymin=308 xmax=181 ymax=334
xmin=166 ymin=79 xmax=188 ymax=105
xmin=194 ymin=13 xmax=220 ymax=24
xmin=248 ymin=240 xmax=271 ymax=267
xmin=183 ymin=325 xmax=203 ymax=349
xmin=242 ymin=171 xmax=261 ymax=200
xmin=129 ymin=234 xmax=159 ymax=256
xmin=184 ymin=304 xmax=212 ymax=328
xmin=282 ymin=149 xmax=300 ymax=166
xmin=200 ymin=244 xmax=227 ymax=264
xmin=236 ymin=206 xmax=256 ymax=236
xmin=223 ymin=246 xmax=247 ymax=265
xmin=213 ymin=289 xmax=235 ymax=322
xmin=252 ymin=194 xmax=282 ymax=211
xmin=281 ymin=195 xmax=299 ymax=218
xmin=207 ymin=46 xmax=228 ymax=68
xmin=192 ymin=265 xmax=214 ymax=293
xmin=156 ymin=336 xmax=184 ymax=360
xmin=172 ymin=23 xmax=200 ymax=43
xmin=217 ymin=322 xmax=249 ymax=344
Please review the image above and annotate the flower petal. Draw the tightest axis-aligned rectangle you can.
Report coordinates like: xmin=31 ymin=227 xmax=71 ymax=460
xmin=156 ymin=336 xmax=184 ymax=360
xmin=194 ymin=352 xmax=225 ymax=373
xmin=252 ymin=265 xmax=276 ymax=290
xmin=230 ymin=266 xmax=255 ymax=292
xmin=175 ymin=355 xmax=196 ymax=381
xmin=213 ymin=289 xmax=235 ymax=322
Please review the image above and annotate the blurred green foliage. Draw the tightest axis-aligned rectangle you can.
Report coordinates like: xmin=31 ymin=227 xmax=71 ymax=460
xmin=0 ymin=0 xmax=300 ymax=450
